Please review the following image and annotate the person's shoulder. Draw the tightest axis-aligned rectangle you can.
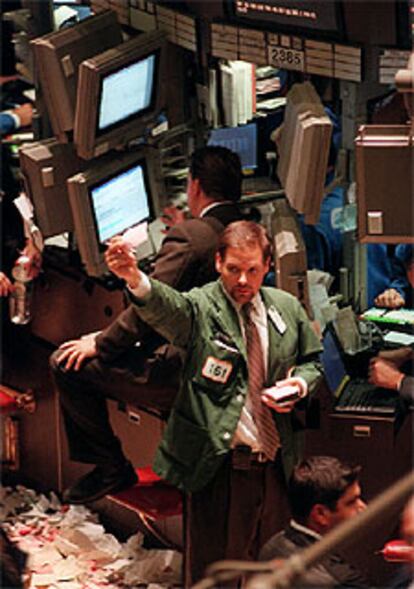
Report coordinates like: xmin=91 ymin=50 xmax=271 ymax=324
xmin=169 ymin=217 xmax=223 ymax=236
xmin=258 ymin=529 xmax=293 ymax=561
xmin=262 ymin=286 xmax=300 ymax=306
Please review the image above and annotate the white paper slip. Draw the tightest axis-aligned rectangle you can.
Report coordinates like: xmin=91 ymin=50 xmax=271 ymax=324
xmin=383 ymin=331 xmax=414 ymax=346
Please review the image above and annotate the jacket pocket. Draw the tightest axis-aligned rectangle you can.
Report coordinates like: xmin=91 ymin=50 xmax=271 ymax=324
xmin=163 ymin=411 xmax=209 ymax=467
xmin=191 ymin=337 xmax=242 ymax=397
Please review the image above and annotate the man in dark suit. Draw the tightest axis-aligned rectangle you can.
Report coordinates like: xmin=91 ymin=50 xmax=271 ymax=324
xmin=50 ymin=146 xmax=243 ymax=504
xmin=259 ymin=455 xmax=368 ymax=588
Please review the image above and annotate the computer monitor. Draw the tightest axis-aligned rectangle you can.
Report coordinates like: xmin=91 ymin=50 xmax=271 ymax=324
xmin=74 ymin=30 xmax=168 ymax=160
xmin=207 ymin=123 xmax=258 ymax=172
xmin=19 ymin=139 xmax=85 ymax=237
xmin=228 ymin=0 xmax=343 ymax=40
xmin=31 ymin=10 xmax=122 ymax=142
xmin=320 ymin=328 xmax=347 ymax=395
xmin=355 ymin=125 xmax=414 ymax=244
xmin=67 ymin=148 xmax=164 ymax=277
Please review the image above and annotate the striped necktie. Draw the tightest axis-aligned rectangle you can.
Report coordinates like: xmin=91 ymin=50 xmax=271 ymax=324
xmin=242 ymin=302 xmax=280 ymax=460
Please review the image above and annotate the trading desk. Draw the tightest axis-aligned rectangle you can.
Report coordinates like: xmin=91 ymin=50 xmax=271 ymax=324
xmin=3 ymin=250 xmax=164 ymax=494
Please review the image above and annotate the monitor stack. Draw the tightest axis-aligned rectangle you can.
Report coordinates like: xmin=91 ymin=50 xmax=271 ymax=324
xmin=277 ymin=82 xmax=332 ymax=224
xmin=31 ymin=10 xmax=122 ymax=142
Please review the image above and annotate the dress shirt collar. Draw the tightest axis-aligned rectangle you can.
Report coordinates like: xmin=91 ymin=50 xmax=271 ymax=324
xmin=290 ymin=519 xmax=323 ymax=541
xmin=200 ymin=200 xmax=234 ymax=218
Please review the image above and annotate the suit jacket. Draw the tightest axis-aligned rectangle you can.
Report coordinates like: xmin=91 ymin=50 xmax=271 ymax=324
xmin=259 ymin=523 xmax=368 ymax=588
xmin=130 ymin=279 xmax=323 ymax=492
xmin=95 ymin=202 xmax=242 ymax=361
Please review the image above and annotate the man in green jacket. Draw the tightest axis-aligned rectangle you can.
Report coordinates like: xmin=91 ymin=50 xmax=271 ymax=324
xmin=106 ymin=220 xmax=323 ymax=585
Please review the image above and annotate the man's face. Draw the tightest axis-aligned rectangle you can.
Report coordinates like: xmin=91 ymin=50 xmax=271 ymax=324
xmin=325 ymin=482 xmax=366 ymax=531
xmin=215 ymin=244 xmax=270 ymax=305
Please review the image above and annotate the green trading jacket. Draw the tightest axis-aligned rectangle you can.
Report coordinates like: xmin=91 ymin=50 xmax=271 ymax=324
xmin=130 ymin=278 xmax=323 ymax=492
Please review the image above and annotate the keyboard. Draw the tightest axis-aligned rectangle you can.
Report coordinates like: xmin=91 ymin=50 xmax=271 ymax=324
xmin=335 ymin=379 xmax=399 ymax=415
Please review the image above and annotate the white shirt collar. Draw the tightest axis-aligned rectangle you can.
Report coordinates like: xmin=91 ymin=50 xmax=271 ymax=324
xmin=200 ymin=200 xmax=234 ymax=218
xmin=290 ymin=519 xmax=323 ymax=541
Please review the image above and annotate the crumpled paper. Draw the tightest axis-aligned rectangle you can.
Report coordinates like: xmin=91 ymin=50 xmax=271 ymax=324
xmin=1 ymin=485 xmax=182 ymax=588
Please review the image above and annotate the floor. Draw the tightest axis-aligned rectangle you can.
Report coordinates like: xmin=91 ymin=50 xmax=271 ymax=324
xmin=1 ymin=485 xmax=182 ymax=588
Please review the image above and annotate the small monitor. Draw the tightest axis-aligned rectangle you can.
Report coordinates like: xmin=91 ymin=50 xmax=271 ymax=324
xmin=67 ymin=148 xmax=163 ymax=276
xmin=31 ymin=11 xmax=122 ymax=142
xmin=74 ymin=30 xmax=168 ymax=160
xmin=207 ymin=123 xmax=258 ymax=171
xmin=355 ymin=125 xmax=414 ymax=244
xmin=320 ymin=328 xmax=347 ymax=395
xmin=19 ymin=139 xmax=84 ymax=237
xmin=91 ymin=163 xmax=151 ymax=244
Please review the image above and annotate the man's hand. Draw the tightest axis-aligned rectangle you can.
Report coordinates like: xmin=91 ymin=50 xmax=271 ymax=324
xmin=56 ymin=333 xmax=98 ymax=371
xmin=261 ymin=376 xmax=306 ymax=414
xmin=368 ymin=357 xmax=404 ymax=391
xmin=0 ymin=272 xmax=13 ymax=297
xmin=21 ymin=240 xmax=42 ymax=280
xmin=14 ymin=103 xmax=33 ymax=128
xmin=105 ymin=237 xmax=141 ymax=288
xmin=374 ymin=288 xmax=405 ymax=309
xmin=160 ymin=206 xmax=187 ymax=233
xmin=379 ymin=347 xmax=414 ymax=368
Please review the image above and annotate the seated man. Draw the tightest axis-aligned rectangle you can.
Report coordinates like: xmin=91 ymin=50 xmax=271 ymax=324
xmin=50 ymin=146 xmax=243 ymax=504
xmin=369 ymin=248 xmax=414 ymax=402
xmin=368 ymin=244 xmax=413 ymax=310
xmin=259 ymin=455 xmax=368 ymax=588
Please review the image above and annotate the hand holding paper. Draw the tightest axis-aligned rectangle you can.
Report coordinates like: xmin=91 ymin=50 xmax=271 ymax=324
xmin=261 ymin=376 xmax=307 ymax=413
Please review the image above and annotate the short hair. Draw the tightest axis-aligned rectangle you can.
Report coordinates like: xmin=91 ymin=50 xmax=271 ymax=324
xmin=289 ymin=456 xmax=361 ymax=522
xmin=189 ymin=146 xmax=242 ymax=203
xmin=217 ymin=220 xmax=272 ymax=262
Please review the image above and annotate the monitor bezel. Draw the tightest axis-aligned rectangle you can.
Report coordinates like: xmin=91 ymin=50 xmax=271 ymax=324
xmin=74 ymin=31 xmax=168 ymax=160
xmin=95 ymin=49 xmax=161 ymax=139
xmin=88 ymin=156 xmax=155 ymax=250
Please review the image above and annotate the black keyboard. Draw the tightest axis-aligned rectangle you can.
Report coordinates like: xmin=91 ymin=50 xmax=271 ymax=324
xmin=335 ymin=380 xmax=399 ymax=415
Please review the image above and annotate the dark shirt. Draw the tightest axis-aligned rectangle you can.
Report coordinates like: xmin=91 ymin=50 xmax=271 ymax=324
xmin=259 ymin=522 xmax=368 ymax=588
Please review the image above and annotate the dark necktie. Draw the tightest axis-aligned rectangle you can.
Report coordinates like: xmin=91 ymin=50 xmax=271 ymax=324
xmin=242 ymin=302 xmax=280 ymax=460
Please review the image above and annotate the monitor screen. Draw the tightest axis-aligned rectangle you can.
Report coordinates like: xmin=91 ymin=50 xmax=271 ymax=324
xmin=320 ymin=328 xmax=347 ymax=395
xmin=67 ymin=148 xmax=164 ymax=276
xmin=207 ymin=123 xmax=258 ymax=171
xmin=98 ymin=52 xmax=157 ymax=134
xmin=90 ymin=162 xmax=151 ymax=244
xmin=231 ymin=0 xmax=342 ymax=37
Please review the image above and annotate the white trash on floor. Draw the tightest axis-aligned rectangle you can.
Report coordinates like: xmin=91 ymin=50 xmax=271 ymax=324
xmin=1 ymin=486 xmax=182 ymax=588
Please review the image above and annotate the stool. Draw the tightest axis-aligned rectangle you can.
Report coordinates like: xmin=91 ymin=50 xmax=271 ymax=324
xmin=108 ymin=465 xmax=183 ymax=550
xmin=0 ymin=384 xmax=36 ymax=470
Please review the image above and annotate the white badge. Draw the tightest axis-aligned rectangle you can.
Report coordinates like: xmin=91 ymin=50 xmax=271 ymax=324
xmin=268 ymin=306 xmax=287 ymax=334
xmin=202 ymin=356 xmax=233 ymax=384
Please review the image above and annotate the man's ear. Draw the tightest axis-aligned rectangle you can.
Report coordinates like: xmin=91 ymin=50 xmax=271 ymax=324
xmin=309 ymin=503 xmax=332 ymax=530
xmin=215 ymin=252 xmax=223 ymax=274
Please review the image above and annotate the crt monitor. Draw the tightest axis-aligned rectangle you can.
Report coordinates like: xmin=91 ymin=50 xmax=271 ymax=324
xmin=19 ymin=139 xmax=85 ymax=237
xmin=31 ymin=10 xmax=122 ymax=142
xmin=74 ymin=30 xmax=168 ymax=160
xmin=207 ymin=123 xmax=258 ymax=172
xmin=67 ymin=148 xmax=163 ymax=277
